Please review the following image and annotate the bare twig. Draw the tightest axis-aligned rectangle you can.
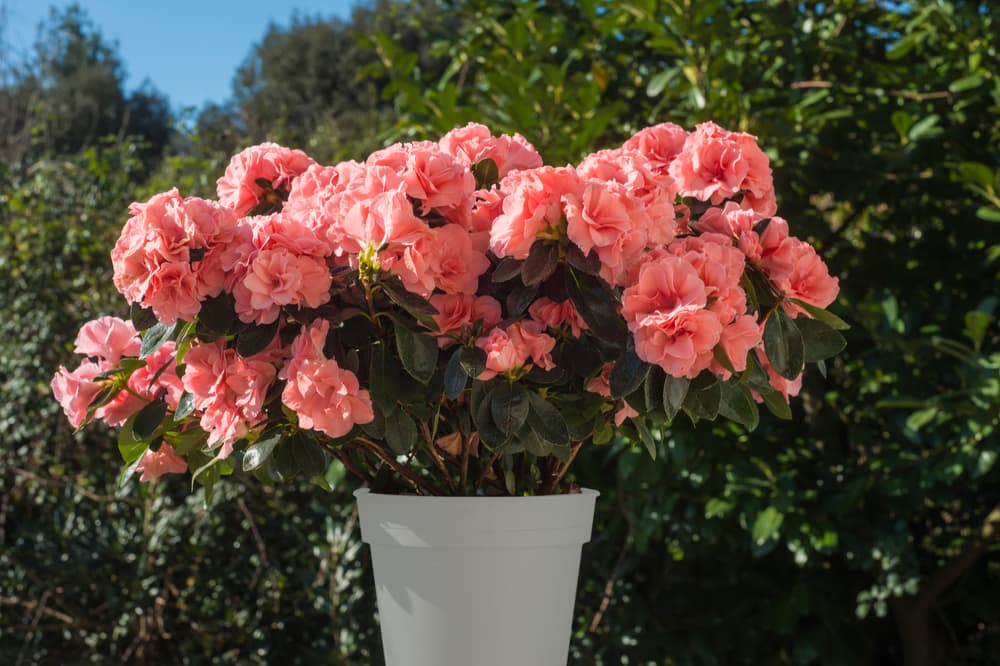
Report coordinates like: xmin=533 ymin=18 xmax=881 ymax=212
xmin=352 ymin=436 xmax=437 ymax=495
xmin=236 ymin=498 xmax=273 ymax=590
xmin=420 ymin=421 xmax=456 ymax=494
xmin=548 ymin=441 xmax=584 ymax=494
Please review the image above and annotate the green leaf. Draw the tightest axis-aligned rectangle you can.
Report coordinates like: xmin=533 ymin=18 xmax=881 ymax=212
xmin=713 ymin=345 xmax=737 ymax=374
xmin=505 ymin=282 xmax=538 ymax=317
xmin=956 ymin=161 xmax=994 ymax=190
xmin=976 ymin=206 xmax=1000 ymax=223
xmin=796 ymin=317 xmax=848 ymax=363
xmin=683 ymin=373 xmax=721 ymax=420
xmin=752 ymin=506 xmax=784 ymax=545
xmin=787 ymin=299 xmax=850 ymax=330
xmin=459 ymin=346 xmax=488 ymax=378
xmin=763 ymin=309 xmax=804 ymax=380
xmin=243 ymin=434 xmax=281 ymax=472
xmin=117 ymin=435 xmax=148 ymax=465
xmin=236 ymin=320 xmax=279 ymax=358
xmin=473 ymin=386 xmax=506 ymax=447
xmin=521 ymin=241 xmax=559 ymax=286
xmin=662 ymin=374 xmax=690 ymax=421
xmin=718 ymin=382 xmax=760 ymax=430
xmin=140 ymin=323 xmax=172 ymax=359
xmin=760 ymin=388 xmax=793 ymax=420
xmin=610 ymin=348 xmax=649 ymax=399
xmin=565 ymin=244 xmax=601 ymax=276
xmin=384 ymin=409 xmax=418 ymax=455
xmin=631 ymin=417 xmax=656 ymax=460
xmin=444 ymin=347 xmax=469 ymax=399
xmin=132 ymin=399 xmax=167 ymax=441
xmin=473 ymin=158 xmax=500 ymax=190
xmin=492 ymin=257 xmax=524 ymax=283
xmin=908 ymin=114 xmax=941 ymax=141
xmin=705 ymin=498 xmax=734 ymax=519
xmin=905 ymin=407 xmax=938 ymax=432
xmin=173 ymin=392 xmax=195 ymax=422
xmin=646 ymin=70 xmax=671 ymax=96
xmin=886 ymin=33 xmax=919 ymax=61
xmin=130 ymin=303 xmax=158 ymax=331
xmin=118 ymin=457 xmax=143 ymax=489
xmin=963 ymin=310 xmax=991 ymax=349
xmin=567 ymin=270 xmax=627 ymax=340
xmin=491 ymin=382 xmax=530 ymax=434
xmin=197 ymin=292 xmax=235 ymax=335
xmin=526 ymin=391 xmax=569 ymax=445
xmin=393 ymin=319 xmax=438 ymax=384
xmin=890 ymin=111 xmax=913 ymax=140
xmin=382 ymin=278 xmax=439 ymax=324
xmin=949 ymin=74 xmax=983 ymax=93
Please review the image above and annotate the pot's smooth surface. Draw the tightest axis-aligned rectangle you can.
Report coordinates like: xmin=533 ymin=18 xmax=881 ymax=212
xmin=356 ymin=489 xmax=599 ymax=666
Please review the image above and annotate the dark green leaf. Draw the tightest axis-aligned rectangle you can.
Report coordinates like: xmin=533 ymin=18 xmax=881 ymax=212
xmin=384 ymin=409 xmax=418 ymax=455
xmin=130 ymin=303 xmax=158 ymax=330
xmin=713 ymin=345 xmax=737 ymax=374
xmin=473 ymin=158 xmax=499 ymax=189
xmin=473 ymin=387 xmax=506 ymax=446
xmin=382 ymin=278 xmax=439 ymax=322
xmin=718 ymin=382 xmax=760 ymax=430
xmin=526 ymin=391 xmax=569 ymax=445
xmin=459 ymin=346 xmax=488 ymax=378
xmin=787 ymin=298 xmax=850 ymax=330
xmin=491 ymin=382 xmax=530 ymax=434
xmin=683 ymin=373 xmax=721 ymax=420
xmin=797 ymin=317 xmax=848 ymax=362
xmin=565 ymin=244 xmax=601 ymax=275
xmin=492 ymin=257 xmax=524 ymax=283
xmin=662 ymin=374 xmax=690 ymax=421
xmin=521 ymin=242 xmax=559 ymax=286
xmin=236 ymin=320 xmax=279 ymax=357
xmin=197 ymin=292 xmax=235 ymax=335
xmin=243 ymin=434 xmax=281 ymax=472
xmin=394 ymin=319 xmax=438 ymax=384
xmin=631 ymin=417 xmax=657 ymax=459
xmin=173 ymin=392 xmax=195 ymax=422
xmin=505 ymin=282 xmax=538 ymax=317
xmin=140 ymin=323 xmax=172 ymax=359
xmin=444 ymin=347 xmax=469 ymax=399
xmin=761 ymin=388 xmax=793 ymax=420
xmin=610 ymin=348 xmax=649 ymax=399
xmin=763 ymin=309 xmax=804 ymax=380
xmin=567 ymin=270 xmax=627 ymax=341
xmin=752 ymin=506 xmax=784 ymax=545
xmin=132 ymin=399 xmax=167 ymax=441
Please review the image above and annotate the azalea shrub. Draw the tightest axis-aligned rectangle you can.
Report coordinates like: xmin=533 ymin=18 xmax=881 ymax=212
xmin=52 ymin=121 xmax=845 ymax=496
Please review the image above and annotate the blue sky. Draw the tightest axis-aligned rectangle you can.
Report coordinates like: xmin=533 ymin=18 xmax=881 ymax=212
xmin=4 ymin=0 xmax=357 ymax=111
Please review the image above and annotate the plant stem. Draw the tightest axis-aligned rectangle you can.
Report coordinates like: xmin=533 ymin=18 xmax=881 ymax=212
xmin=352 ymin=436 xmax=438 ymax=495
xmin=420 ymin=421 xmax=456 ymax=494
xmin=548 ymin=441 xmax=584 ymax=493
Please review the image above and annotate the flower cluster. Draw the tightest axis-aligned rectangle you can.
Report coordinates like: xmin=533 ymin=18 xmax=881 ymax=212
xmin=53 ymin=121 xmax=844 ymax=494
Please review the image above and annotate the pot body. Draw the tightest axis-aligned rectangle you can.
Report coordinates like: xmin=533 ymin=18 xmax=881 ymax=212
xmin=355 ymin=488 xmax=598 ymax=666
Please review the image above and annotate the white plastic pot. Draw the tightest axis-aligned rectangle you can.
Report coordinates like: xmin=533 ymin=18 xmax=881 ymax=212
xmin=355 ymin=488 xmax=599 ymax=666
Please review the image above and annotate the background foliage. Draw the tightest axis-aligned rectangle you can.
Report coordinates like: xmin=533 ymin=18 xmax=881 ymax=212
xmin=1 ymin=1 xmax=997 ymax=664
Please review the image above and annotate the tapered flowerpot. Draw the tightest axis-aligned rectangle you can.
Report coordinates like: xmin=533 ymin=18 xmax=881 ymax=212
xmin=355 ymin=488 xmax=599 ymax=666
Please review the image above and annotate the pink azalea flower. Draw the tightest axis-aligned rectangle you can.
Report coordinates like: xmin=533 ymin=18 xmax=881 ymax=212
xmin=51 ymin=361 xmax=104 ymax=429
xmin=565 ymin=180 xmax=649 ymax=286
xmin=622 ymin=122 xmax=689 ymax=175
xmin=73 ymin=316 xmax=140 ymax=365
xmin=475 ymin=321 xmax=555 ymax=380
xmin=182 ymin=341 xmax=278 ymax=457
xmin=429 ymin=294 xmax=503 ymax=347
xmin=280 ymin=320 xmax=374 ymax=438
xmin=528 ymin=297 xmax=589 ymax=338
xmin=135 ymin=443 xmax=187 ymax=482
xmin=490 ymin=166 xmax=580 ymax=259
xmin=217 ymin=142 xmax=315 ymax=217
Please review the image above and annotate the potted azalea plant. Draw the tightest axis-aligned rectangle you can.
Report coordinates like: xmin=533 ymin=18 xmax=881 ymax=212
xmin=52 ymin=121 xmax=845 ymax=666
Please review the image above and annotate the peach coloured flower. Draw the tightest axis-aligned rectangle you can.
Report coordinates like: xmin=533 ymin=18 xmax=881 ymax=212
xmin=528 ymin=297 xmax=589 ymax=338
xmin=439 ymin=123 xmax=544 ymax=179
xmin=73 ymin=317 xmax=140 ymax=365
xmin=623 ymin=122 xmax=689 ymax=175
xmin=217 ymin=142 xmax=315 ymax=216
xmin=490 ymin=166 xmax=581 ymax=259
xmin=112 ymin=189 xmax=240 ymax=323
xmin=585 ymin=363 xmax=641 ymax=426
xmin=341 ymin=189 xmax=423 ymax=257
xmin=667 ymin=234 xmax=748 ymax=326
xmin=713 ymin=315 xmax=762 ymax=378
xmin=669 ymin=122 xmax=777 ymax=216
xmin=695 ymin=201 xmax=760 ymax=237
xmin=622 ymin=256 xmax=723 ymax=378
xmin=51 ymin=361 xmax=103 ymax=428
xmin=377 ymin=215 xmax=438 ymax=298
xmin=234 ymin=246 xmax=332 ymax=325
xmin=280 ymin=320 xmax=374 ymax=438
xmin=565 ymin=180 xmax=649 ymax=286
xmin=135 ymin=443 xmax=187 ymax=482
xmin=429 ymin=224 xmax=491 ymax=295
xmin=779 ymin=248 xmax=840 ymax=316
xmin=428 ymin=294 xmax=503 ymax=347
xmin=182 ymin=340 xmax=278 ymax=457
xmin=475 ymin=321 xmax=556 ymax=380
xmin=98 ymin=342 xmax=184 ymax=427
xmin=471 ymin=186 xmax=504 ymax=234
